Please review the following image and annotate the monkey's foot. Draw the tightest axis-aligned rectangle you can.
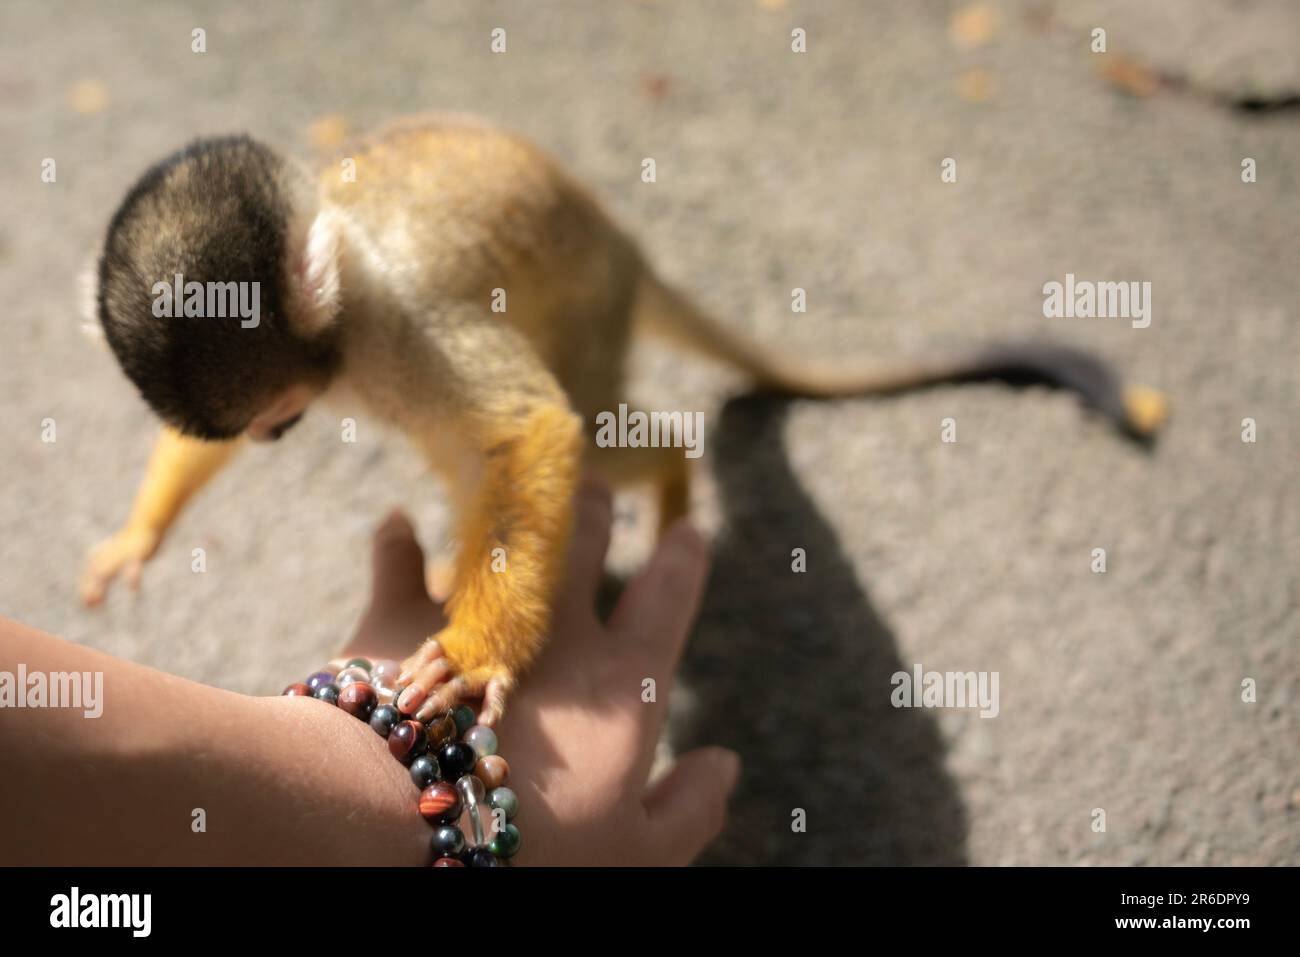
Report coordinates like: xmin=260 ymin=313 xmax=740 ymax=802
xmin=397 ymin=635 xmax=515 ymax=728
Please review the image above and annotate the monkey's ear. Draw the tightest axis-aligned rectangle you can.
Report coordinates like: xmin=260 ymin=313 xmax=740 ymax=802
xmin=288 ymin=208 xmax=343 ymax=336
xmin=78 ymin=250 xmax=106 ymax=344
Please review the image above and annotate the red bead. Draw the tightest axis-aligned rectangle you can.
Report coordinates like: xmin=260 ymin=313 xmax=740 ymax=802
xmin=419 ymin=781 xmax=463 ymax=824
xmin=431 ymin=857 xmax=465 ymax=867
xmin=475 ymin=755 xmax=510 ymax=790
xmin=338 ymin=681 xmax=378 ymax=721
xmin=282 ymin=683 xmax=312 ymax=696
xmin=388 ymin=720 xmax=427 ymax=765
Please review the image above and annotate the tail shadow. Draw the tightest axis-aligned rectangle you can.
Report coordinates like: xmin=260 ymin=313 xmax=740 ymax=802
xmin=670 ymin=394 xmax=969 ymax=864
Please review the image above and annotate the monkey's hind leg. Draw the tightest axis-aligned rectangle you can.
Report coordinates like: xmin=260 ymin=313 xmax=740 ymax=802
xmin=586 ymin=433 xmax=693 ymax=536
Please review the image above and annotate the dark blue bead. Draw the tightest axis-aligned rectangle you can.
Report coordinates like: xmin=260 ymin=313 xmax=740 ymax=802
xmin=430 ymin=825 xmax=465 ymax=858
xmin=437 ymin=741 xmax=477 ymax=780
xmin=369 ymin=704 xmax=402 ymax=737
xmin=464 ymin=847 xmax=499 ymax=867
xmin=410 ymin=755 xmax=441 ymax=789
xmin=313 ymin=683 xmax=340 ymax=706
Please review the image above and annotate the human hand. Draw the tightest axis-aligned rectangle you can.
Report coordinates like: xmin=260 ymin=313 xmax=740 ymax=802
xmin=339 ymin=477 xmax=740 ymax=866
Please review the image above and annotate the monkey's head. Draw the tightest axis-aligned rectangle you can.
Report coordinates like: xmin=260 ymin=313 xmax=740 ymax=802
xmin=97 ymin=135 xmax=344 ymax=442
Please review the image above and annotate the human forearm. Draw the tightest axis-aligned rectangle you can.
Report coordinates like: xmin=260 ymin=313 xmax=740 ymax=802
xmin=0 ymin=616 xmax=426 ymax=866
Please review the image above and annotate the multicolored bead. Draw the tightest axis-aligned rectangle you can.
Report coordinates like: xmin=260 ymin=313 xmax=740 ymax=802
xmin=457 ymin=773 xmax=486 ymax=804
xmin=457 ymin=773 xmax=487 ymax=846
xmin=337 ymin=682 xmax=378 ymax=721
xmin=464 ymin=847 xmax=499 ymax=867
xmin=388 ymin=720 xmax=428 ymax=765
xmin=489 ymin=823 xmax=521 ymax=859
xmin=437 ymin=741 xmax=477 ymax=781
xmin=282 ymin=683 xmax=312 ymax=697
xmin=426 ymin=712 xmax=458 ymax=748
xmin=371 ymin=677 xmax=397 ymax=704
xmin=335 ymin=665 xmax=370 ymax=688
xmin=371 ymin=659 xmax=402 ymax=683
xmin=451 ymin=705 xmax=476 ymax=735
xmin=464 ymin=725 xmax=498 ymax=758
xmin=313 ymin=683 xmax=341 ymax=706
xmin=430 ymin=825 xmax=466 ymax=858
xmin=474 ymin=755 xmax=510 ymax=790
xmin=306 ymin=671 xmax=336 ymax=692
xmin=419 ymin=781 xmax=463 ymax=824
xmin=488 ymin=787 xmax=518 ymax=821
xmin=409 ymin=755 xmax=441 ymax=789
xmin=369 ymin=703 xmax=402 ymax=737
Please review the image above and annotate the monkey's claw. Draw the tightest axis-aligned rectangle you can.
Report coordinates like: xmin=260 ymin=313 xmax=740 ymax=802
xmin=397 ymin=633 xmax=516 ymax=728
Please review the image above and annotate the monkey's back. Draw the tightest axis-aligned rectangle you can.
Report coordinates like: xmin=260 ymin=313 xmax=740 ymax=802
xmin=320 ymin=113 xmax=641 ymax=419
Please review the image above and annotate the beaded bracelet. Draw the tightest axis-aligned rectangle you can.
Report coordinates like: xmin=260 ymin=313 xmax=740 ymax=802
xmin=283 ymin=656 xmax=520 ymax=866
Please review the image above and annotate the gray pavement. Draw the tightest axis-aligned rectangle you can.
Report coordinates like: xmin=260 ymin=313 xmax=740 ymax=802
xmin=1 ymin=0 xmax=1296 ymax=865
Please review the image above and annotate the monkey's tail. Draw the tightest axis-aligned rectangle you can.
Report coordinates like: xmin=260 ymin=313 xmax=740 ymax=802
xmin=635 ymin=275 xmax=1168 ymax=441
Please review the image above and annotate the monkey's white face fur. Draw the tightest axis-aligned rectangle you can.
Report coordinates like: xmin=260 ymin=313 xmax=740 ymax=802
xmin=246 ymin=381 xmax=324 ymax=442
xmin=244 ymin=206 xmax=344 ymax=443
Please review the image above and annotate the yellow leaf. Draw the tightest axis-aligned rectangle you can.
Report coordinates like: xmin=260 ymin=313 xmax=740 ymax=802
xmin=956 ymin=69 xmax=998 ymax=103
xmin=308 ymin=115 xmax=351 ymax=151
xmin=950 ymin=4 xmax=998 ymax=49
xmin=67 ymin=78 xmax=109 ymax=115
xmin=1100 ymin=54 xmax=1160 ymax=98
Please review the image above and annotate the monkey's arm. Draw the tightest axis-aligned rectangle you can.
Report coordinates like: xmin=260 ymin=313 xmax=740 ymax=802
xmin=81 ymin=427 xmax=243 ymax=605
xmin=421 ymin=402 xmax=582 ymax=723
xmin=402 ymin=395 xmax=583 ymax=726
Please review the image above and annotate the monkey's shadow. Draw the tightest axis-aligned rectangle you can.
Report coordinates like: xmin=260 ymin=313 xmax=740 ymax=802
xmin=665 ymin=395 xmax=968 ymax=864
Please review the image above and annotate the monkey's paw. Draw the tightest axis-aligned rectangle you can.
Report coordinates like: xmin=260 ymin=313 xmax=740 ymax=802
xmin=397 ymin=631 xmax=516 ymax=728
xmin=80 ymin=525 xmax=162 ymax=607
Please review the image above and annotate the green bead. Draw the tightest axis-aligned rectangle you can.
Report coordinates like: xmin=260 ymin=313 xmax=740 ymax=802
xmin=344 ymin=657 xmax=372 ymax=672
xmin=489 ymin=786 xmax=518 ymax=821
xmin=452 ymin=704 xmax=475 ymax=734
xmin=490 ymin=823 xmax=521 ymax=859
xmin=465 ymin=724 xmax=497 ymax=758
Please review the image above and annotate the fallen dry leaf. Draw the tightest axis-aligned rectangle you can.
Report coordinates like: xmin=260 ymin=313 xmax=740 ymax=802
xmin=640 ymin=71 xmax=670 ymax=102
xmin=956 ymin=68 xmax=999 ymax=103
xmin=949 ymin=3 xmax=998 ymax=49
xmin=1099 ymin=54 xmax=1161 ymax=98
xmin=67 ymin=78 xmax=109 ymax=115
xmin=308 ymin=115 xmax=351 ymax=151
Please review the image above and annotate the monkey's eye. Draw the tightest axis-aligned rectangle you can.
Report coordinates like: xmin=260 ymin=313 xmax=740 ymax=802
xmin=268 ymin=412 xmax=305 ymax=440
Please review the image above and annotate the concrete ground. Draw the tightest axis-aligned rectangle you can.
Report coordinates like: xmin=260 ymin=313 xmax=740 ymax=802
xmin=1 ymin=0 xmax=1296 ymax=865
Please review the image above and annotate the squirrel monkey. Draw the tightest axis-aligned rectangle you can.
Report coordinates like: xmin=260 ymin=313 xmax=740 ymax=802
xmin=82 ymin=114 xmax=1167 ymax=724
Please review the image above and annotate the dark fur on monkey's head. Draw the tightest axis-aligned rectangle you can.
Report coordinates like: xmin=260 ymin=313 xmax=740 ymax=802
xmin=97 ymin=136 xmax=342 ymax=440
